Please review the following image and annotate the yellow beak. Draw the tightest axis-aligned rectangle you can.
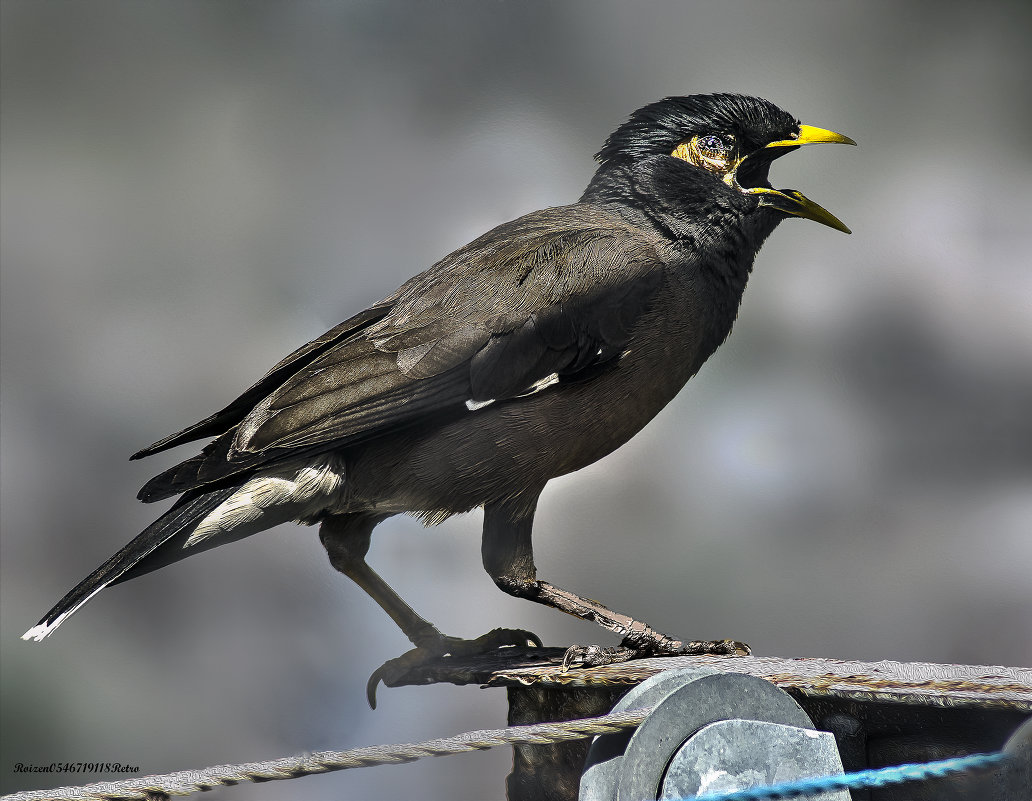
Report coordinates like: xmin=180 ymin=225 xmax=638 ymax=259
xmin=764 ymin=124 xmax=857 ymax=150
xmin=736 ymin=124 xmax=856 ymax=233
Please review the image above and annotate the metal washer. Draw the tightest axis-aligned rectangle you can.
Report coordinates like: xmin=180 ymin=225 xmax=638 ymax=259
xmin=615 ymin=671 xmax=816 ymax=801
xmin=580 ymin=667 xmax=719 ymax=801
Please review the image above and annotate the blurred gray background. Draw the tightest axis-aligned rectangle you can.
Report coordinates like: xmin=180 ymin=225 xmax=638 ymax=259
xmin=2 ymin=1 xmax=1030 ymax=798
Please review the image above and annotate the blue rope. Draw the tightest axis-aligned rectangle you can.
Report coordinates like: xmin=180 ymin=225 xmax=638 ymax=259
xmin=680 ymin=750 xmax=1009 ymax=801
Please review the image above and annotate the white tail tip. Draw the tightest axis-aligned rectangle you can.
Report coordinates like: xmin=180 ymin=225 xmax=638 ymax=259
xmin=22 ymin=621 xmax=58 ymax=642
xmin=22 ymin=582 xmax=107 ymax=642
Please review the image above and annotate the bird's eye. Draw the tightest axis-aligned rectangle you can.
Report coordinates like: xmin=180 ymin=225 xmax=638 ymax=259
xmin=695 ymin=134 xmax=731 ymax=160
xmin=671 ymin=133 xmax=736 ymax=174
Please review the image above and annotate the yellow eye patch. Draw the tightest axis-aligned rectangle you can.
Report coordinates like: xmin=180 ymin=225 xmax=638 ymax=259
xmin=671 ymin=134 xmax=736 ymax=174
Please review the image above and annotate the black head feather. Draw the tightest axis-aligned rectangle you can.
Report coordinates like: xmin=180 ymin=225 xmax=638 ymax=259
xmin=595 ymin=93 xmax=799 ymax=167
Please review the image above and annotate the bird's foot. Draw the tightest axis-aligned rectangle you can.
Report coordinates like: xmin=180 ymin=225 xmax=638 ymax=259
xmin=561 ymin=635 xmax=750 ymax=670
xmin=367 ymin=627 xmax=542 ymax=708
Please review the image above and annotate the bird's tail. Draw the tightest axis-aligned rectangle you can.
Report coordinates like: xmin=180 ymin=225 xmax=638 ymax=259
xmin=21 ymin=486 xmax=238 ymax=642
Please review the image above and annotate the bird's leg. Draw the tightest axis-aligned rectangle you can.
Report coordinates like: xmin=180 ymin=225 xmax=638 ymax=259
xmin=319 ymin=514 xmax=540 ymax=707
xmin=482 ymin=496 xmax=750 ymax=669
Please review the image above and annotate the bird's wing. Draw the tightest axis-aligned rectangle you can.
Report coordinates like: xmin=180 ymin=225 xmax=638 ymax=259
xmin=139 ymin=205 xmax=666 ymax=501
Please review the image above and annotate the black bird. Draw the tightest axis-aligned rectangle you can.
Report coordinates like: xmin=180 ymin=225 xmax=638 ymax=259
xmin=24 ymin=94 xmax=854 ymax=704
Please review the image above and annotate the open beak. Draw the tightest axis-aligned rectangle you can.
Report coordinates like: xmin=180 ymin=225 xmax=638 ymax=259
xmin=731 ymin=124 xmax=856 ymax=234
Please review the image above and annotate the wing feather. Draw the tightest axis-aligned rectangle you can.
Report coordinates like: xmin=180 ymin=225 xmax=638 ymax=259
xmin=138 ymin=205 xmax=667 ymax=499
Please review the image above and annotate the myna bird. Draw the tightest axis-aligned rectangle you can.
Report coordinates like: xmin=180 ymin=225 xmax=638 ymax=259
xmin=23 ymin=93 xmax=854 ymax=705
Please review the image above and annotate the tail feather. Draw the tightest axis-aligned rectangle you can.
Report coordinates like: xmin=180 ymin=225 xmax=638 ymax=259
xmin=22 ymin=487 xmax=237 ymax=642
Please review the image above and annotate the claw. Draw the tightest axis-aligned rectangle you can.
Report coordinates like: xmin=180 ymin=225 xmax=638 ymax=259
xmin=367 ymin=646 xmax=434 ymax=709
xmin=714 ymin=639 xmax=751 ymax=657
xmin=561 ymin=644 xmax=627 ymax=671
xmin=367 ymin=665 xmax=385 ymax=709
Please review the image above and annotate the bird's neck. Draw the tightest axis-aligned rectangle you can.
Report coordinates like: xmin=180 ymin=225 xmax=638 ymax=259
xmin=581 ymin=164 xmax=780 ymax=263
xmin=582 ymin=162 xmax=783 ymax=356
xmin=663 ymin=218 xmax=775 ymax=364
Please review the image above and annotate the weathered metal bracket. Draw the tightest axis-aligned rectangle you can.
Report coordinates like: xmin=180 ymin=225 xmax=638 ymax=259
xmin=579 ymin=667 xmax=849 ymax=801
xmin=387 ymin=647 xmax=1031 ymax=801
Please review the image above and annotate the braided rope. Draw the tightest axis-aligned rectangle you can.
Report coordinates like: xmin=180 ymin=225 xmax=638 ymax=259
xmin=2 ymin=708 xmax=650 ymax=801
xmin=687 ymin=751 xmax=1009 ymax=801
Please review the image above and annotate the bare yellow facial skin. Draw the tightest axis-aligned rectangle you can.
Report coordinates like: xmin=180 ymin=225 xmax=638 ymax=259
xmin=671 ymin=135 xmax=737 ymax=176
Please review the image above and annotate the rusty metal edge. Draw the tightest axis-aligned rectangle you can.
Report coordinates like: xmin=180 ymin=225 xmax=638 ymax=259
xmin=486 ymin=654 xmax=1032 ymax=713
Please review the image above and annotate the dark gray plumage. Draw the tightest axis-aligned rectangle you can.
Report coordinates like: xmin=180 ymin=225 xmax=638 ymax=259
xmin=24 ymin=94 xmax=853 ymax=703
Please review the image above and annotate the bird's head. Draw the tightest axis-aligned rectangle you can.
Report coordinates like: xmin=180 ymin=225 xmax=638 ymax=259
xmin=585 ymin=93 xmax=855 ymax=235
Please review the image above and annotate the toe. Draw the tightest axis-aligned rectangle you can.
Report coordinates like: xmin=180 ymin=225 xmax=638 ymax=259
xmin=367 ymin=627 xmax=544 ymax=708
xmin=472 ymin=627 xmax=542 ymax=650
xmin=685 ymin=638 xmax=750 ymax=656
xmin=560 ymin=644 xmax=629 ymax=670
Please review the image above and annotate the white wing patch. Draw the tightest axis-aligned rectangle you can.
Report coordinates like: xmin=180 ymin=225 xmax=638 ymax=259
xmin=525 ymin=372 xmax=560 ymax=394
xmin=186 ymin=458 xmax=346 ymax=546
xmin=466 ymin=371 xmax=562 ymax=412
